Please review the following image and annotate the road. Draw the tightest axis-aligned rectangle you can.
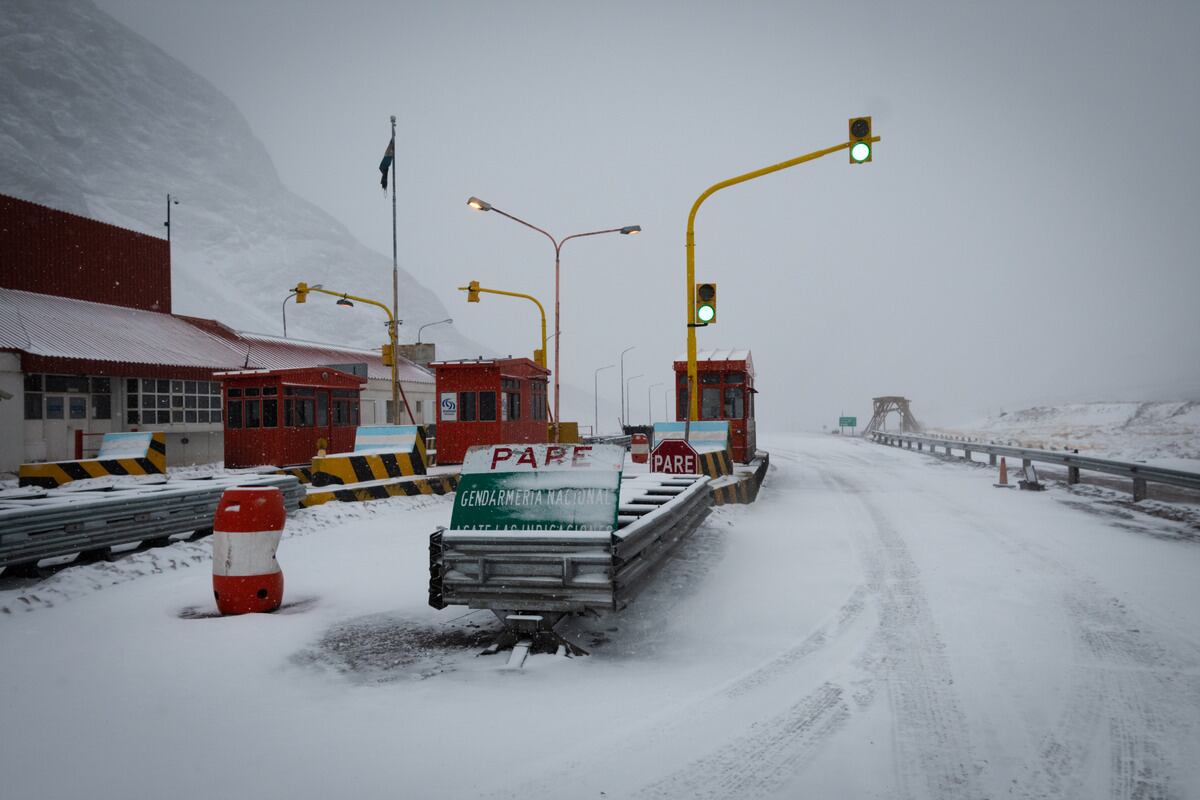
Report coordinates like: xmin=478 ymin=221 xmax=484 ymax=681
xmin=1 ymin=433 xmax=1198 ymax=799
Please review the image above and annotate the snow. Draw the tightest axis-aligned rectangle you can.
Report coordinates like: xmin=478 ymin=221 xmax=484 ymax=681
xmin=933 ymin=401 xmax=1200 ymax=469
xmin=3 ymin=433 xmax=1198 ymax=799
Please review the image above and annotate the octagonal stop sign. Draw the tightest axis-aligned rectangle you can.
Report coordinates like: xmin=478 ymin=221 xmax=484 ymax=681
xmin=650 ymin=439 xmax=699 ymax=474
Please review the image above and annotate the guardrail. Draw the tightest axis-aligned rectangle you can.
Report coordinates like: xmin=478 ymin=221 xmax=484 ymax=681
xmin=586 ymin=434 xmax=633 ymax=448
xmin=868 ymin=431 xmax=1200 ymax=501
xmin=0 ymin=474 xmax=304 ymax=572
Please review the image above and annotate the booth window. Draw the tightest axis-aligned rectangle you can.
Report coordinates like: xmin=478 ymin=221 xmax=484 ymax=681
xmin=724 ymin=387 xmax=744 ymax=418
xmin=725 ymin=371 xmax=744 ymax=384
xmin=700 ymin=372 xmax=721 ymax=385
xmin=530 ymin=381 xmax=548 ymax=421
xmin=701 ymin=387 xmax=721 ymax=419
xmin=479 ymin=391 xmax=497 ymax=422
xmin=316 ymin=392 xmax=328 ymax=426
xmin=506 ymin=391 xmax=521 ymax=421
xmin=285 ymin=398 xmax=315 ymax=427
xmin=245 ymin=399 xmax=261 ymax=428
xmin=677 ymin=387 xmax=688 ymax=420
xmin=262 ymin=398 xmax=278 ymax=427
xmin=458 ymin=391 xmax=477 ymax=422
xmin=227 ymin=400 xmax=243 ymax=428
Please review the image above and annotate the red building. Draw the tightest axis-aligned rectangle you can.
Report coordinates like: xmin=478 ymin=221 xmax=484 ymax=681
xmin=432 ymin=357 xmax=549 ymax=464
xmin=218 ymin=367 xmax=366 ymax=468
xmin=673 ymin=349 xmax=757 ymax=463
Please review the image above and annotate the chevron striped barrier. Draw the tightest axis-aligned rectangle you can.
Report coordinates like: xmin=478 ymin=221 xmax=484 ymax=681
xmin=698 ymin=448 xmax=734 ymax=478
xmin=303 ymin=473 xmax=459 ymax=507
xmin=19 ymin=432 xmax=167 ymax=488
xmin=710 ymin=451 xmax=770 ymax=505
xmin=310 ymin=425 xmax=428 ymax=487
xmin=275 ymin=465 xmax=314 ymax=484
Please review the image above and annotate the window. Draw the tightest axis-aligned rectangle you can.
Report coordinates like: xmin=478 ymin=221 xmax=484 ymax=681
xmin=458 ymin=391 xmax=477 ymax=422
xmin=479 ymin=391 xmax=497 ymax=422
xmin=285 ymin=398 xmax=315 ymax=427
xmin=677 ymin=387 xmax=688 ymax=420
xmin=316 ymin=392 xmax=328 ymax=426
xmin=46 ymin=396 xmax=64 ymax=419
xmin=91 ymin=377 xmax=111 ymax=394
xmin=506 ymin=391 xmax=521 ymax=421
xmin=262 ymin=399 xmax=278 ymax=427
xmin=415 ymin=400 xmax=423 ymax=420
xmin=25 ymin=392 xmax=42 ymax=420
xmin=24 ymin=374 xmax=42 ymax=392
xmin=530 ymin=380 xmax=548 ymax=422
xmin=245 ymin=399 xmax=261 ymax=428
xmin=701 ymin=387 xmax=721 ymax=419
xmin=46 ymin=375 xmax=89 ymax=393
xmin=724 ymin=387 xmax=744 ymax=418
xmin=91 ymin=394 xmax=111 ymax=420
xmin=127 ymin=377 xmax=223 ymax=428
xmin=700 ymin=372 xmax=721 ymax=385
xmin=227 ymin=400 xmax=243 ymax=429
xmin=725 ymin=371 xmax=745 ymax=384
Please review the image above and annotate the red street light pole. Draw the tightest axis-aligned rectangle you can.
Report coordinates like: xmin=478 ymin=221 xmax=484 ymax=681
xmin=467 ymin=196 xmax=639 ymax=440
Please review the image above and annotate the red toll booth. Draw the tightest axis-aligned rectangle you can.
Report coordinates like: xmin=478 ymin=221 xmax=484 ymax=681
xmin=431 ymin=357 xmax=550 ymax=465
xmin=673 ymin=349 xmax=757 ymax=463
xmin=218 ymin=367 xmax=365 ymax=468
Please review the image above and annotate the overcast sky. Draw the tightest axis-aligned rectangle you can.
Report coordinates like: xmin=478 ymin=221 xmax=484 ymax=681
xmin=93 ymin=0 xmax=1200 ymax=429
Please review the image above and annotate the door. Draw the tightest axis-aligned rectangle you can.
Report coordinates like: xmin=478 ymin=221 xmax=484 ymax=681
xmin=42 ymin=394 xmax=89 ymax=461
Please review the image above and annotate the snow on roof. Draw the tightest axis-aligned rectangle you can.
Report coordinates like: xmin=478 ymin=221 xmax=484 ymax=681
xmin=0 ymin=287 xmax=248 ymax=368
xmin=674 ymin=348 xmax=751 ymax=362
xmin=235 ymin=332 xmax=433 ymax=384
xmin=0 ymin=289 xmax=434 ymax=383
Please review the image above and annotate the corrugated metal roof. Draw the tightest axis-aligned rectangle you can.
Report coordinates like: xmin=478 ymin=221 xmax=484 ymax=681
xmin=0 ymin=289 xmax=434 ymax=384
xmin=0 ymin=288 xmax=247 ymax=368
xmin=236 ymin=332 xmax=433 ymax=384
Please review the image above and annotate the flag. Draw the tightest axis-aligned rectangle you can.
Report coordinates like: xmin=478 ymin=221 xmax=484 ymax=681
xmin=379 ymin=136 xmax=395 ymax=190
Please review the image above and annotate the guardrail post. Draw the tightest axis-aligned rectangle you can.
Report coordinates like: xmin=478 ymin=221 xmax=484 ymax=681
xmin=1022 ymin=458 xmax=1032 ymax=471
xmin=989 ymin=453 xmax=996 ymax=466
xmin=1132 ymin=477 xmax=1147 ymax=502
xmin=1067 ymin=466 xmax=1080 ymax=485
xmin=963 ymin=447 xmax=972 ymax=462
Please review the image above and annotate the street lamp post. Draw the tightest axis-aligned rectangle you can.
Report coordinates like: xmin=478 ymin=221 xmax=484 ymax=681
xmin=457 ymin=283 xmax=547 ymax=369
xmin=417 ymin=318 xmax=452 ymax=343
xmin=291 ymin=283 xmax=412 ymax=424
xmin=647 ymin=382 xmax=664 ymax=426
xmin=625 ymin=374 xmax=643 ymax=426
xmin=467 ymin=196 xmax=639 ymax=440
xmin=619 ymin=345 xmax=636 ymax=430
xmin=593 ymin=364 xmax=615 ymax=437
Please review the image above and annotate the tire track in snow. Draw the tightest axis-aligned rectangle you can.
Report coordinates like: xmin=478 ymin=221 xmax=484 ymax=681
xmin=828 ymin=471 xmax=983 ymax=800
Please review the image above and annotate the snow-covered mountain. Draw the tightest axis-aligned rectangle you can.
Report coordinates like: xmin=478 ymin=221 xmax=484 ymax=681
xmin=0 ymin=0 xmax=471 ymax=354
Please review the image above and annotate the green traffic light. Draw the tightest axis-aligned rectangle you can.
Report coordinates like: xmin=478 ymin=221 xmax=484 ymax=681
xmin=697 ymin=304 xmax=716 ymax=323
xmin=850 ymin=141 xmax=872 ymax=163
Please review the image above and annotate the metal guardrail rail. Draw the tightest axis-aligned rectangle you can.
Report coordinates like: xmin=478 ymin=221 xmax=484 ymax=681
xmin=868 ymin=431 xmax=1200 ymax=501
xmin=0 ymin=474 xmax=304 ymax=570
xmin=429 ymin=473 xmax=711 ymax=617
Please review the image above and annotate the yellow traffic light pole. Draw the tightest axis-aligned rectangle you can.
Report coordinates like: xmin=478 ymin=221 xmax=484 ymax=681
xmin=291 ymin=283 xmax=413 ymax=424
xmin=457 ymin=282 xmax=548 ymax=370
xmin=684 ymin=132 xmax=880 ymax=420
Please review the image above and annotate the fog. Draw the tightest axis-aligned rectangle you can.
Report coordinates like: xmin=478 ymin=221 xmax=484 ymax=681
xmin=95 ymin=0 xmax=1200 ymax=430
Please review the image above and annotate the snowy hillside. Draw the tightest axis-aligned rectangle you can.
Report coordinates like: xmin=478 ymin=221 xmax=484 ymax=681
xmin=0 ymin=0 xmax=471 ymax=354
xmin=933 ymin=402 xmax=1200 ymax=469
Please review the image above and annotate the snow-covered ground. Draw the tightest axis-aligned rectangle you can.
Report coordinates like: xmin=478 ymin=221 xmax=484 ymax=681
xmin=931 ymin=401 xmax=1200 ymax=471
xmin=3 ymin=433 xmax=1199 ymax=799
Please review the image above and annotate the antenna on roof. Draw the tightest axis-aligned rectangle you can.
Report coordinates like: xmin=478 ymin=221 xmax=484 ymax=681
xmin=243 ymin=342 xmax=252 ymax=368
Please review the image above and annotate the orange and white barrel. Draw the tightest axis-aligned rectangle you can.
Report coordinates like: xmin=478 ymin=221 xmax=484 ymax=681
xmin=631 ymin=433 xmax=649 ymax=464
xmin=212 ymin=486 xmax=286 ymax=615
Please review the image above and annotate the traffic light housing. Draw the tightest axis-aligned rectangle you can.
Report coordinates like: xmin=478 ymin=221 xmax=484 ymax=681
xmin=695 ymin=282 xmax=717 ymax=324
xmin=295 ymin=282 xmax=309 ymax=303
xmin=467 ymin=280 xmax=481 ymax=302
xmin=849 ymin=116 xmax=872 ymax=164
xmin=381 ymin=342 xmax=394 ymax=367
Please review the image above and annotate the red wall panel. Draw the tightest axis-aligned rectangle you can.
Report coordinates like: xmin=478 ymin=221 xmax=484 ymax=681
xmin=0 ymin=194 xmax=171 ymax=313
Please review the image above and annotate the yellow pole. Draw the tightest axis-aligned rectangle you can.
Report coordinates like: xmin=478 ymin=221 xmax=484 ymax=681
xmin=457 ymin=284 xmax=548 ymax=369
xmin=684 ymin=135 xmax=880 ymax=419
xmin=293 ymin=284 xmax=411 ymax=424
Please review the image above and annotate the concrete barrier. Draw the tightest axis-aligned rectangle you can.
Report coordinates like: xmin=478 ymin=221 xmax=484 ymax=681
xmin=19 ymin=432 xmax=167 ymax=488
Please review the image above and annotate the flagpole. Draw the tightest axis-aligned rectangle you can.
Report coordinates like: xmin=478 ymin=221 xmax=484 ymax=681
xmin=389 ymin=115 xmax=401 ymax=425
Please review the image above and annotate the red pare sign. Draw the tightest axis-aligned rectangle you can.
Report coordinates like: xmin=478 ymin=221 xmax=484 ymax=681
xmin=650 ymin=440 xmax=699 ymax=474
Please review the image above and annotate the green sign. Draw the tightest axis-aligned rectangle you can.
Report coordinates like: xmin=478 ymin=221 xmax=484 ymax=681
xmin=451 ymin=444 xmax=623 ymax=532
xmin=839 ymin=416 xmax=857 ymax=428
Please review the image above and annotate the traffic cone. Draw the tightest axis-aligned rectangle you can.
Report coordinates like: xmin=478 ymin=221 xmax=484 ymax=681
xmin=994 ymin=457 xmax=1014 ymax=489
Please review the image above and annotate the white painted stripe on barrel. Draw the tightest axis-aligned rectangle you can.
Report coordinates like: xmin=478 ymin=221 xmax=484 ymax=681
xmin=212 ymin=530 xmax=282 ymax=577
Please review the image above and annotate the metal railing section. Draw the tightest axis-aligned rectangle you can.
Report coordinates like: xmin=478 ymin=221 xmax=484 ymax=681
xmin=868 ymin=431 xmax=1200 ymax=500
xmin=0 ymin=474 xmax=304 ymax=570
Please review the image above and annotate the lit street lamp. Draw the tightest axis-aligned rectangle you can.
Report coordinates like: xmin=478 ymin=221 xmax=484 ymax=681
xmin=417 ymin=318 xmax=453 ymax=343
xmin=593 ymin=364 xmax=614 ymax=437
xmin=467 ymin=196 xmax=639 ymax=440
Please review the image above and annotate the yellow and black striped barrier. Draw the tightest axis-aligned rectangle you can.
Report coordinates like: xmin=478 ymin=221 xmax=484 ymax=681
xmin=303 ymin=474 xmax=459 ymax=507
xmin=310 ymin=426 xmax=428 ymax=487
xmin=698 ymin=448 xmax=734 ymax=479
xmin=710 ymin=451 xmax=770 ymax=506
xmin=275 ymin=465 xmax=315 ymax=484
xmin=19 ymin=432 xmax=167 ymax=488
